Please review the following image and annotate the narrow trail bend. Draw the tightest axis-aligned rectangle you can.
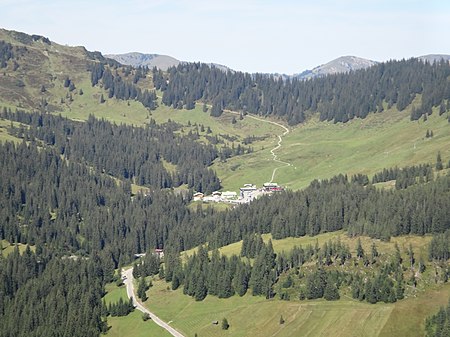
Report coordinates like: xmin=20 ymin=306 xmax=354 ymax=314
xmin=226 ymin=110 xmax=293 ymax=183
xmin=122 ymin=268 xmax=185 ymax=337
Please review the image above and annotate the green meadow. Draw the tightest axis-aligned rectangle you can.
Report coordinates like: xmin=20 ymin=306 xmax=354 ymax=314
xmin=214 ymin=108 xmax=450 ymax=191
xmin=143 ymin=272 xmax=450 ymax=337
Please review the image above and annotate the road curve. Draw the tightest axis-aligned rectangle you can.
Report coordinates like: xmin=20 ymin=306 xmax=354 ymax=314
xmin=226 ymin=110 xmax=292 ymax=183
xmin=122 ymin=268 xmax=185 ymax=337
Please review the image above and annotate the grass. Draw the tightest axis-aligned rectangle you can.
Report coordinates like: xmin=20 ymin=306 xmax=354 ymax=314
xmin=104 ymin=282 xmax=128 ymax=306
xmin=182 ymin=231 xmax=432 ymax=264
xmin=144 ymin=276 xmax=450 ymax=337
xmin=106 ymin=309 xmax=173 ymax=337
xmin=0 ymin=119 xmax=25 ymax=143
xmin=213 ymin=108 xmax=450 ymax=191
xmin=103 ymin=281 xmax=172 ymax=337
xmin=150 ymin=102 xmax=280 ymax=141
xmin=1 ymin=240 xmax=35 ymax=257
xmin=379 ymin=284 xmax=450 ymax=337
xmin=55 ymin=78 xmax=151 ymax=126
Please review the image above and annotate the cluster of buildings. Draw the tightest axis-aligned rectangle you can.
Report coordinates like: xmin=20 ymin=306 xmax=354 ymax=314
xmin=193 ymin=182 xmax=284 ymax=204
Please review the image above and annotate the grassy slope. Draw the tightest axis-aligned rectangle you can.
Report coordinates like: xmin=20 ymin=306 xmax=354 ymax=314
xmin=145 ymin=100 xmax=450 ymax=192
xmin=0 ymin=120 xmax=22 ymax=143
xmin=214 ymin=108 xmax=450 ymax=191
xmin=153 ymin=232 xmax=447 ymax=337
xmin=182 ymin=231 xmax=432 ymax=262
xmin=104 ymin=282 xmax=172 ymax=337
xmin=146 ymin=280 xmax=393 ymax=337
xmin=107 ymin=310 xmax=172 ymax=337
xmin=145 ymin=277 xmax=450 ymax=337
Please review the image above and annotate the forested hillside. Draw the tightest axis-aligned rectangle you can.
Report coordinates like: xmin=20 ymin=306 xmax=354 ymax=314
xmin=157 ymin=59 xmax=450 ymax=124
xmin=1 ymin=28 xmax=450 ymax=337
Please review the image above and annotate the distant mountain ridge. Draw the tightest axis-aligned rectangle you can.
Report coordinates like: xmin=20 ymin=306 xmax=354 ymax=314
xmin=294 ymin=54 xmax=450 ymax=80
xmin=105 ymin=52 xmax=450 ymax=79
xmin=418 ymin=54 xmax=450 ymax=64
xmin=106 ymin=52 xmax=232 ymax=73
xmin=294 ymin=56 xmax=378 ymax=80
xmin=105 ymin=52 xmax=180 ymax=70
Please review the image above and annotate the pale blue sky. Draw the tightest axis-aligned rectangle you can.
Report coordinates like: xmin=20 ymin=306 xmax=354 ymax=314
xmin=1 ymin=0 xmax=449 ymax=74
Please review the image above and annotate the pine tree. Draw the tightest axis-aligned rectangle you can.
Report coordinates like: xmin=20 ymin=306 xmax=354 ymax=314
xmin=323 ymin=274 xmax=340 ymax=301
xmin=137 ymin=276 xmax=148 ymax=301
xmin=436 ymin=152 xmax=443 ymax=170
xmin=370 ymin=242 xmax=379 ymax=264
xmin=356 ymin=238 xmax=365 ymax=259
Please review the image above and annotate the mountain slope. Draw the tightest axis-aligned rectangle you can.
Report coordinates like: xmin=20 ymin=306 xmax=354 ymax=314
xmin=105 ymin=52 xmax=180 ymax=70
xmin=418 ymin=54 xmax=450 ymax=63
xmin=294 ymin=55 xmax=377 ymax=79
xmin=0 ymin=28 xmax=158 ymax=121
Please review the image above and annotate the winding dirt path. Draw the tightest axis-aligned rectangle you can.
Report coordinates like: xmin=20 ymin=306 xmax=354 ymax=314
xmin=122 ymin=268 xmax=185 ymax=337
xmin=226 ymin=110 xmax=292 ymax=183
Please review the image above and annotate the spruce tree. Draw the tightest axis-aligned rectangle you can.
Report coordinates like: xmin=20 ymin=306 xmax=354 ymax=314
xmin=356 ymin=238 xmax=365 ymax=259
xmin=323 ymin=278 xmax=340 ymax=301
xmin=137 ymin=276 xmax=148 ymax=301
xmin=436 ymin=152 xmax=444 ymax=170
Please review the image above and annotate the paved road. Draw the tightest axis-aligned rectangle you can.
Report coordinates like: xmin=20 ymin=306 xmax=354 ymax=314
xmin=122 ymin=268 xmax=185 ymax=337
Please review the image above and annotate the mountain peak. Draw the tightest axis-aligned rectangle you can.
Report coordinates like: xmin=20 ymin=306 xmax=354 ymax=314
xmin=418 ymin=54 xmax=450 ymax=64
xmin=295 ymin=56 xmax=377 ymax=80
xmin=105 ymin=52 xmax=180 ymax=70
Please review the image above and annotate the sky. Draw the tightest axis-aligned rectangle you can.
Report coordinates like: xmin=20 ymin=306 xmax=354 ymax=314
xmin=1 ymin=0 xmax=450 ymax=74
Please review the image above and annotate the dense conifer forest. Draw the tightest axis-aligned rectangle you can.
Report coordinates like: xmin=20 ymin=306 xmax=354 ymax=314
xmin=156 ymin=59 xmax=450 ymax=124
xmin=0 ymin=248 xmax=107 ymax=337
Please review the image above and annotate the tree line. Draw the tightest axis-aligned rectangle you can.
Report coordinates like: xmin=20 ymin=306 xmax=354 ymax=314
xmin=157 ymin=59 xmax=450 ymax=125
